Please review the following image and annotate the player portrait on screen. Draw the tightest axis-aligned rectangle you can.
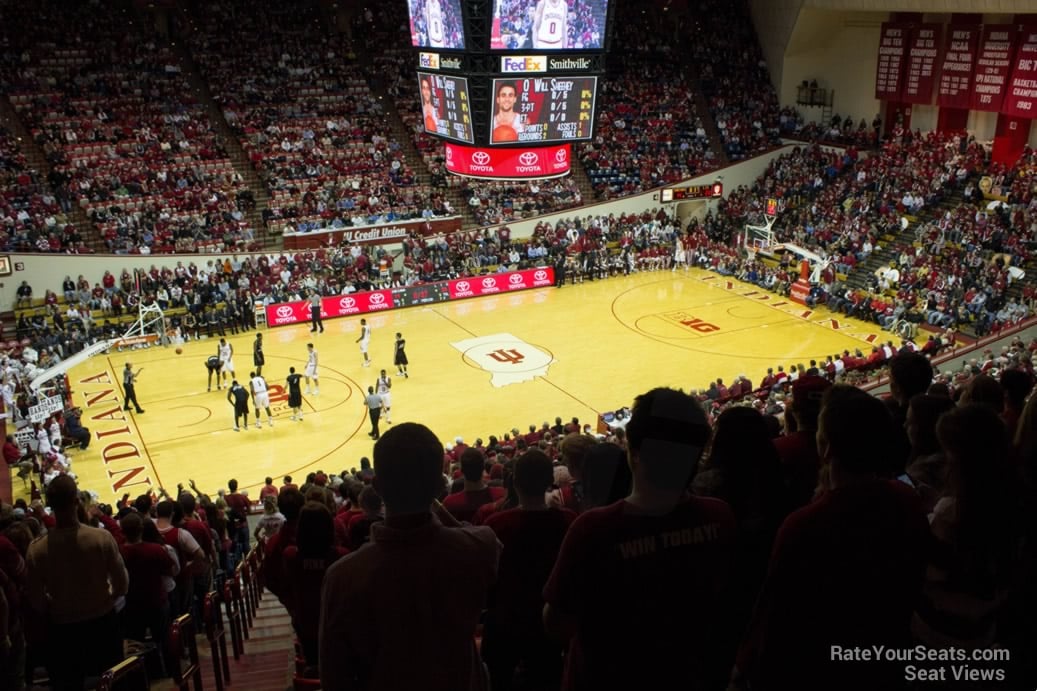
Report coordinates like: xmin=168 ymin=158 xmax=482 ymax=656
xmin=491 ymin=0 xmax=606 ymax=50
xmin=420 ymin=76 xmax=439 ymax=132
xmin=491 ymin=81 xmax=524 ymax=143
xmin=409 ymin=0 xmax=465 ymax=50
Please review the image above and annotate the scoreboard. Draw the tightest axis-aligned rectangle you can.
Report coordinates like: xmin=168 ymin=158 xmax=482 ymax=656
xmin=410 ymin=0 xmax=613 ymax=179
xmin=661 ymin=183 xmax=724 ymax=202
xmin=489 ymin=76 xmax=597 ymax=144
xmin=418 ymin=72 xmax=474 ymax=144
xmin=391 ymin=281 xmax=452 ymax=307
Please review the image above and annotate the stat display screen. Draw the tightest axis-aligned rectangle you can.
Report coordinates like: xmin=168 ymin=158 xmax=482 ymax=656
xmin=489 ymin=76 xmax=597 ymax=145
xmin=418 ymin=72 xmax=475 ymax=144
xmin=391 ymin=281 xmax=451 ymax=307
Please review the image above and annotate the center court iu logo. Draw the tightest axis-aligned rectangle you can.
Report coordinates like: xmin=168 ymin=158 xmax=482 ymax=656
xmin=276 ymin=305 xmax=293 ymax=318
xmin=472 ymin=151 xmax=491 ymax=166
xmin=339 ymin=297 xmax=356 ymax=309
xmin=518 ymin=152 xmax=539 ymax=166
xmin=487 ymin=348 xmax=525 ymax=364
xmin=369 ymin=293 xmax=385 ymax=305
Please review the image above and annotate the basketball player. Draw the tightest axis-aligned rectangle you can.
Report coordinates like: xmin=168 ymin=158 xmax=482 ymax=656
xmin=376 ymin=369 xmax=393 ymax=424
xmin=426 ymin=0 xmax=446 ymax=48
xmin=227 ymin=380 xmax=250 ymax=431
xmin=206 ymin=354 xmax=223 ymax=392
xmin=304 ymin=343 xmax=320 ymax=395
xmin=532 ymin=0 xmax=567 ymax=49
xmin=492 ymin=82 xmax=522 ymax=143
xmin=287 ymin=366 xmax=303 ymax=421
xmin=253 ymin=332 xmax=265 ymax=376
xmin=218 ymin=337 xmax=235 ymax=388
xmin=250 ymin=371 xmax=274 ymax=428
xmin=421 ymin=76 xmax=438 ymax=132
xmin=356 ymin=318 xmax=371 ymax=368
xmin=394 ymin=332 xmax=409 ymax=377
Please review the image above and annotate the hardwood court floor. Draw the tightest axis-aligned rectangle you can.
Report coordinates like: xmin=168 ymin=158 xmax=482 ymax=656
xmin=38 ymin=268 xmax=886 ymax=504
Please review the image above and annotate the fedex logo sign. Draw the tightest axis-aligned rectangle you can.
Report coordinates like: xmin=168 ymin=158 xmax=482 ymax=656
xmin=501 ymin=56 xmax=547 ymax=73
xmin=419 ymin=52 xmax=440 ymax=70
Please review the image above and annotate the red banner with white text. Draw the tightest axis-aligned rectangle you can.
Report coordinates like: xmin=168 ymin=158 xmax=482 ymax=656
xmin=902 ymin=24 xmax=943 ymax=104
xmin=1001 ymin=26 xmax=1037 ymax=117
xmin=264 ymin=268 xmax=556 ymax=327
xmin=937 ymin=26 xmax=980 ymax=109
xmin=444 ymin=143 xmax=571 ymax=179
xmin=875 ymin=23 xmax=909 ymax=100
xmin=971 ymin=25 xmax=1018 ymax=112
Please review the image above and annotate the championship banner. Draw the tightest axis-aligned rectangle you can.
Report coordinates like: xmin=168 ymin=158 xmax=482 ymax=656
xmin=937 ymin=26 xmax=980 ymax=109
xmin=902 ymin=24 xmax=943 ymax=104
xmin=29 ymin=394 xmax=63 ymax=423
xmin=971 ymin=25 xmax=1017 ymax=112
xmin=1001 ymin=26 xmax=1037 ymax=117
xmin=875 ymin=23 xmax=909 ymax=100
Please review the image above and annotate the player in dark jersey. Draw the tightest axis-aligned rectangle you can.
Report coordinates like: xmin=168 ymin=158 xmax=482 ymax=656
xmin=394 ymin=332 xmax=409 ymax=378
xmin=227 ymin=380 xmax=250 ymax=431
xmin=286 ymin=366 xmax=303 ymax=421
xmin=206 ymin=354 xmax=223 ymax=392
xmin=253 ymin=332 xmax=265 ymax=376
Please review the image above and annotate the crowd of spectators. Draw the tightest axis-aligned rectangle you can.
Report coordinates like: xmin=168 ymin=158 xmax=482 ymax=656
xmin=693 ymin=0 xmax=782 ymax=160
xmin=1 ymin=0 xmax=256 ymax=255
xmin=779 ymin=108 xmax=883 ymax=149
xmin=7 ymin=345 xmax=1036 ymax=689
xmin=187 ymin=0 xmax=454 ymax=238
xmin=0 ymin=127 xmax=82 ymax=253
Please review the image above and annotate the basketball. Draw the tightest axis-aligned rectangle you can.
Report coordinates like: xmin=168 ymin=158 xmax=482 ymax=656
xmin=492 ymin=125 xmax=518 ymax=142
xmin=175 ymin=347 xmax=183 ymax=355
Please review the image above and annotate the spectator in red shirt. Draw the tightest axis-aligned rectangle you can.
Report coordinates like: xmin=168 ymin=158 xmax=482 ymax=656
xmin=734 ymin=388 xmax=929 ymax=691
xmin=259 ymin=476 xmax=280 ymax=503
xmin=224 ymin=478 xmax=251 ymax=562
xmin=119 ymin=512 xmax=177 ymax=675
xmin=773 ymin=375 xmax=831 ymax=510
xmin=442 ymin=448 xmax=505 ymax=523
xmin=482 ymin=449 xmax=576 ymax=691
xmin=544 ymin=387 xmax=736 ymax=691
xmin=282 ymin=501 xmax=349 ymax=673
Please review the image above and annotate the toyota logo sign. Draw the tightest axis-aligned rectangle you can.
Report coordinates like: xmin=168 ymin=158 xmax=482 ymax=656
xmin=534 ymin=270 xmax=548 ymax=281
xmin=276 ymin=306 xmax=293 ymax=318
xmin=456 ymin=281 xmax=471 ymax=292
xmin=472 ymin=151 xmax=491 ymax=166
xmin=509 ymin=273 xmax=523 ymax=284
xmin=369 ymin=293 xmax=386 ymax=305
xmin=446 ymin=146 xmax=453 ymax=162
xmin=518 ymin=152 xmax=539 ymax=166
xmin=339 ymin=297 xmax=356 ymax=309
xmin=555 ymin=148 xmax=567 ymax=163
xmin=482 ymin=277 xmax=497 ymax=288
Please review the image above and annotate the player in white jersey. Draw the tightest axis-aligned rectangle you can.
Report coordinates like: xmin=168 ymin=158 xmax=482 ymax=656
xmin=356 ymin=318 xmax=371 ymax=367
xmin=376 ymin=369 xmax=392 ymax=424
xmin=304 ymin=343 xmax=319 ymax=395
xmin=250 ymin=371 xmax=274 ymax=428
xmin=532 ymin=0 xmax=567 ymax=49
xmin=218 ymin=338 xmax=234 ymax=389
xmin=426 ymin=0 xmax=446 ymax=48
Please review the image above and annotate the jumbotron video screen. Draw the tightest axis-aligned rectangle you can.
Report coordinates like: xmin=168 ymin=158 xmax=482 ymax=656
xmin=490 ymin=0 xmax=609 ymax=50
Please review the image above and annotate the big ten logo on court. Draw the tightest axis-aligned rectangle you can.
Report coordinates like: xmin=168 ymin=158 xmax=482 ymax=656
xmin=452 ymin=333 xmax=554 ymax=387
xmin=665 ymin=310 xmax=721 ymax=333
xmin=266 ymin=384 xmax=292 ymax=414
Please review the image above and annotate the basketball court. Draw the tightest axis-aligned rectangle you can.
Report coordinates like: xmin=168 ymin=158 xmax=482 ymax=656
xmin=24 ymin=269 xmax=885 ymax=504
